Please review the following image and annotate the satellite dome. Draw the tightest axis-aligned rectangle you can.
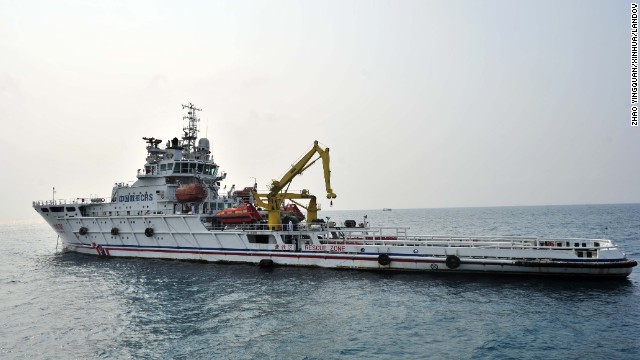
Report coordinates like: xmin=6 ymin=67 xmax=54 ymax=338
xmin=198 ymin=138 xmax=211 ymax=152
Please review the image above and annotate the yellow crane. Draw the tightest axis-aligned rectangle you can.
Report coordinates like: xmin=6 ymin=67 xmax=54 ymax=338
xmin=252 ymin=140 xmax=336 ymax=229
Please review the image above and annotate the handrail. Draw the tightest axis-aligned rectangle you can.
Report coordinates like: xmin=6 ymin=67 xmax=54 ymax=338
xmin=32 ymin=198 xmax=110 ymax=206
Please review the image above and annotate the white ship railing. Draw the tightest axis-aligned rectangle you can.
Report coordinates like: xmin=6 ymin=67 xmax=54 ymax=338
xmin=318 ymin=229 xmax=613 ymax=248
xmin=32 ymin=198 xmax=110 ymax=206
xmin=201 ymin=222 xmax=615 ymax=250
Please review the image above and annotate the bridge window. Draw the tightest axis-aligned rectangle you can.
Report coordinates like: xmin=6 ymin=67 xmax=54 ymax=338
xmin=50 ymin=206 xmax=64 ymax=212
xmin=160 ymin=164 xmax=166 ymax=172
xmin=203 ymin=164 xmax=217 ymax=176
xmin=41 ymin=208 xmax=49 ymax=212
xmin=189 ymin=162 xmax=197 ymax=173
xmin=197 ymin=163 xmax=204 ymax=173
xmin=66 ymin=207 xmax=76 ymax=212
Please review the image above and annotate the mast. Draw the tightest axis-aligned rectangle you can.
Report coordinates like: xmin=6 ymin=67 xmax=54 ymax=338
xmin=181 ymin=102 xmax=201 ymax=154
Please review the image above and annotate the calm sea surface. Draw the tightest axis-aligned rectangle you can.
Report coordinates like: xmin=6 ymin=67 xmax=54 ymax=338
xmin=2 ymin=204 xmax=640 ymax=359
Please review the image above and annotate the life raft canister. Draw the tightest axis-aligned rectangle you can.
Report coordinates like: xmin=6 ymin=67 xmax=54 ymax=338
xmin=144 ymin=227 xmax=154 ymax=237
xmin=378 ymin=254 xmax=391 ymax=266
xmin=111 ymin=227 xmax=119 ymax=236
xmin=79 ymin=226 xmax=88 ymax=235
xmin=445 ymin=255 xmax=461 ymax=269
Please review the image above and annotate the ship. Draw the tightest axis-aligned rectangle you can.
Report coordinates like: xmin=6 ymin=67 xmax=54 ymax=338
xmin=33 ymin=103 xmax=637 ymax=277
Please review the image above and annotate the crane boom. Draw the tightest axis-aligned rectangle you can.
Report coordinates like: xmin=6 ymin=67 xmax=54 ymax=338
xmin=268 ymin=140 xmax=336 ymax=199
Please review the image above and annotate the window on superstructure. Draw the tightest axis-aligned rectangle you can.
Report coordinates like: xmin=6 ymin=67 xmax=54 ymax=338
xmin=160 ymin=164 xmax=166 ymax=172
xmin=189 ymin=162 xmax=197 ymax=173
xmin=197 ymin=163 xmax=204 ymax=174
xmin=247 ymin=234 xmax=275 ymax=244
xmin=181 ymin=162 xmax=189 ymax=174
xmin=204 ymin=165 xmax=217 ymax=176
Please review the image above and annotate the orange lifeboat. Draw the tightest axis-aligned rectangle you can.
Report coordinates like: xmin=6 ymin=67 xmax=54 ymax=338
xmin=214 ymin=203 xmax=263 ymax=224
xmin=282 ymin=203 xmax=305 ymax=221
xmin=233 ymin=187 xmax=255 ymax=203
xmin=175 ymin=183 xmax=207 ymax=203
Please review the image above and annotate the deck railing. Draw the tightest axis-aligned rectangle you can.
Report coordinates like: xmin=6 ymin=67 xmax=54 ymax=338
xmin=33 ymin=198 xmax=110 ymax=206
xmin=318 ymin=234 xmax=614 ymax=250
xmin=201 ymin=222 xmax=614 ymax=250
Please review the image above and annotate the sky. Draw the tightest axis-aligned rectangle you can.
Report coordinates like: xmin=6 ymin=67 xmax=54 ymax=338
xmin=1 ymin=0 xmax=638 ymax=222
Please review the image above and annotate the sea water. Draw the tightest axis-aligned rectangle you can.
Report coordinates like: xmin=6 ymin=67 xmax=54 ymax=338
xmin=1 ymin=204 xmax=639 ymax=359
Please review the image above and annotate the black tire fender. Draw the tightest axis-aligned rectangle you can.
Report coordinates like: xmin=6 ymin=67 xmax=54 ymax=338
xmin=445 ymin=255 xmax=461 ymax=269
xmin=378 ymin=254 xmax=391 ymax=266
xmin=259 ymin=259 xmax=274 ymax=268
xmin=144 ymin=227 xmax=154 ymax=237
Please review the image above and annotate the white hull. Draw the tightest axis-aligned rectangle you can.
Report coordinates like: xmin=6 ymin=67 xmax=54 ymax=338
xmin=43 ymin=213 xmax=637 ymax=277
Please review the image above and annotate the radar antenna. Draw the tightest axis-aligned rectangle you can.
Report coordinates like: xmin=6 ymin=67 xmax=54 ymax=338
xmin=181 ymin=102 xmax=201 ymax=153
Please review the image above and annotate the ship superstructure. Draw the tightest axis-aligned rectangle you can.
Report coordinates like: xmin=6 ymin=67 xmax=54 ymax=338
xmin=39 ymin=103 xmax=234 ymax=221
